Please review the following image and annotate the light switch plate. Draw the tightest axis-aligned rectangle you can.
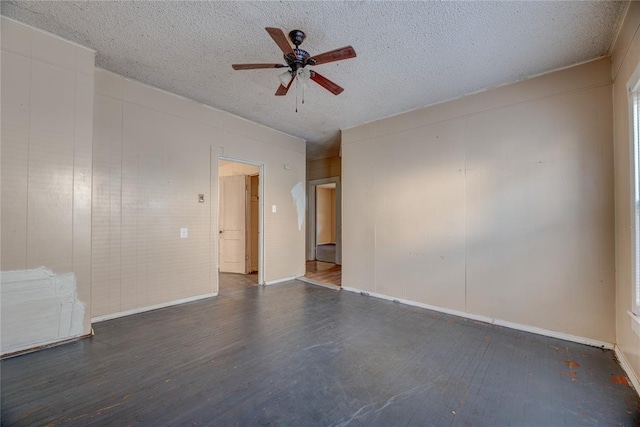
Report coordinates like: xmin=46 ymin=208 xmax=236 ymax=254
xmin=180 ymin=228 xmax=188 ymax=238
xmin=272 ymin=205 xmax=277 ymax=213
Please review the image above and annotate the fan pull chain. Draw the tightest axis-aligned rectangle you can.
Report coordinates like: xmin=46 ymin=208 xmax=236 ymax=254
xmin=295 ymin=76 xmax=299 ymax=113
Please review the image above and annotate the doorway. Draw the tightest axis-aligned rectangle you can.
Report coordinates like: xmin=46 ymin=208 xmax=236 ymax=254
xmin=218 ymin=159 xmax=262 ymax=291
xmin=307 ymin=177 xmax=341 ymax=265
xmin=303 ymin=177 xmax=342 ymax=287
xmin=315 ymin=183 xmax=336 ymax=263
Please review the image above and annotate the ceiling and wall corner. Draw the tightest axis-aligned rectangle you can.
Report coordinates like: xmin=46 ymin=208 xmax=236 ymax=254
xmin=0 ymin=1 xmax=628 ymax=159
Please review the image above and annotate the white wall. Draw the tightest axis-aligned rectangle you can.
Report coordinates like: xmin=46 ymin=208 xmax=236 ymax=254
xmin=1 ymin=17 xmax=95 ymax=351
xmin=342 ymin=57 xmax=615 ymax=344
xmin=92 ymin=69 xmax=305 ymax=318
xmin=611 ymin=1 xmax=640 ymax=388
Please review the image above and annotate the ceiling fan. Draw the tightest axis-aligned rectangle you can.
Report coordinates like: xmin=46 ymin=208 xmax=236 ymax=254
xmin=232 ymin=28 xmax=356 ymax=96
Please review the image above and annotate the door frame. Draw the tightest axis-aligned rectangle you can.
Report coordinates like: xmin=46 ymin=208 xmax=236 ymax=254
xmin=308 ymin=176 xmax=341 ymax=265
xmin=247 ymin=173 xmax=260 ymax=274
xmin=217 ymin=156 xmax=265 ymax=285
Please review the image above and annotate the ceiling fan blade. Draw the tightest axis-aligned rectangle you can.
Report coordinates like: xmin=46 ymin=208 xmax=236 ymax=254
xmin=275 ymin=75 xmax=295 ymax=96
xmin=232 ymin=63 xmax=287 ymax=70
xmin=310 ymin=71 xmax=344 ymax=95
xmin=309 ymin=46 xmax=356 ymax=66
xmin=265 ymin=27 xmax=295 ymax=56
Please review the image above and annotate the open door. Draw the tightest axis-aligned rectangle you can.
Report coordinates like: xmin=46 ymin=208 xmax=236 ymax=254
xmin=219 ymin=175 xmax=248 ymax=273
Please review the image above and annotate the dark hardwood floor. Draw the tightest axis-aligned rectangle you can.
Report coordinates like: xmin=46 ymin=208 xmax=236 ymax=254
xmin=219 ymin=271 xmax=258 ymax=294
xmin=1 ymin=278 xmax=638 ymax=426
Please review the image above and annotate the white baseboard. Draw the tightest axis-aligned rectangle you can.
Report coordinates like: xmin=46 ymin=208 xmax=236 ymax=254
xmin=1 ymin=331 xmax=93 ymax=359
xmin=342 ymin=286 xmax=614 ymax=350
xmin=296 ymin=276 xmax=341 ymax=290
xmin=264 ymin=276 xmax=297 ymax=285
xmin=91 ymin=292 xmax=218 ymax=323
xmin=614 ymin=345 xmax=640 ymax=394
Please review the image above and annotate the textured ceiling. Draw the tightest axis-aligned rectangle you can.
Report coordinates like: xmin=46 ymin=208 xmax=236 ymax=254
xmin=1 ymin=1 xmax=627 ymax=159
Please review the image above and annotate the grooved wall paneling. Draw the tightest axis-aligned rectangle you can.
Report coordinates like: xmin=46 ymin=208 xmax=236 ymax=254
xmin=343 ymin=58 xmax=615 ymax=343
xmin=1 ymin=17 xmax=95 ymax=336
xmin=92 ymin=69 xmax=305 ymax=318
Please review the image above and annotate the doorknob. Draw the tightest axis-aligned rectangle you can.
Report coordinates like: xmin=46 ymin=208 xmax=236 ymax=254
xmin=219 ymin=230 xmax=223 ymax=234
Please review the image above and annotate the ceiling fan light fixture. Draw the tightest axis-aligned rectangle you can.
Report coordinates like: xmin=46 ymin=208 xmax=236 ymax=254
xmin=278 ymin=70 xmax=292 ymax=86
xmin=296 ymin=67 xmax=311 ymax=85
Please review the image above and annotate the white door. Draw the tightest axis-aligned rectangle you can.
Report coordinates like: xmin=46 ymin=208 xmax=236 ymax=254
xmin=219 ymin=175 xmax=247 ymax=273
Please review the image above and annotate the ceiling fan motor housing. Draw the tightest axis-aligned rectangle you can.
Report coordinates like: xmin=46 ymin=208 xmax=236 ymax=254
xmin=285 ymin=48 xmax=315 ymax=71
xmin=284 ymin=30 xmax=317 ymax=71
